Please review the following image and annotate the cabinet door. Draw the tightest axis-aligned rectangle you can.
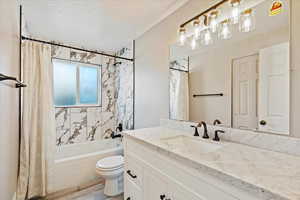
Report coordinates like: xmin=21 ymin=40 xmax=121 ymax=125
xmin=143 ymin=167 xmax=169 ymax=200
xmin=170 ymin=181 xmax=205 ymax=200
xmin=124 ymin=177 xmax=142 ymax=200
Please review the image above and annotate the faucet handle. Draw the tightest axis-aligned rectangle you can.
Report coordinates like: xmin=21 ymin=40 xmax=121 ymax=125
xmin=213 ymin=130 xmax=225 ymax=142
xmin=213 ymin=119 xmax=222 ymax=126
xmin=190 ymin=125 xmax=200 ymax=137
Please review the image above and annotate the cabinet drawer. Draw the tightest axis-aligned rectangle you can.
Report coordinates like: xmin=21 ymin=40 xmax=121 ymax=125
xmin=124 ymin=153 xmax=143 ymax=187
xmin=124 ymin=177 xmax=142 ymax=200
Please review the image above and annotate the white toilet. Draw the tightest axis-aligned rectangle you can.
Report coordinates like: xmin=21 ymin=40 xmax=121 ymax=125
xmin=96 ymin=155 xmax=124 ymax=196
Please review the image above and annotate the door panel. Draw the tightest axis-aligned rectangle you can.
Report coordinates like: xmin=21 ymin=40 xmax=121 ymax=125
xmin=170 ymin=181 xmax=205 ymax=200
xmin=232 ymin=55 xmax=258 ymax=130
xmin=124 ymin=177 xmax=142 ymax=200
xmin=143 ymin=166 xmax=169 ymax=200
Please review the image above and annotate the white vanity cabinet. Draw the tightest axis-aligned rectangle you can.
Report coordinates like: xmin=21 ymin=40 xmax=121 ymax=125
xmin=123 ymin=136 xmax=255 ymax=200
xmin=125 ymin=152 xmax=202 ymax=200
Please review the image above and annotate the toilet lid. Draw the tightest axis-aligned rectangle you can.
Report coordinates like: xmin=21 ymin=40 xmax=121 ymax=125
xmin=96 ymin=155 xmax=124 ymax=169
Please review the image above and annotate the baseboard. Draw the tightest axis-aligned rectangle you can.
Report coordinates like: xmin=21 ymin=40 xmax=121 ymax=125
xmin=46 ymin=179 xmax=104 ymax=200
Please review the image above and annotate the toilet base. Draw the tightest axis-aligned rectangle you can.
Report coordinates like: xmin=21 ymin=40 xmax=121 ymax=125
xmin=104 ymin=175 xmax=124 ymax=197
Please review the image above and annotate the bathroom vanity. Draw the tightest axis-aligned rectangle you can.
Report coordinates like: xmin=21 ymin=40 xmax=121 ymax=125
xmin=123 ymin=127 xmax=300 ymax=200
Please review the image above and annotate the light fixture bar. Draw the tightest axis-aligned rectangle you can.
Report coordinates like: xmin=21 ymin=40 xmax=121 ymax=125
xmin=180 ymin=0 xmax=229 ymax=28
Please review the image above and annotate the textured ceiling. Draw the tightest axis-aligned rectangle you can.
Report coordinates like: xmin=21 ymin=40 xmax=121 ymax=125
xmin=21 ymin=0 xmax=189 ymax=52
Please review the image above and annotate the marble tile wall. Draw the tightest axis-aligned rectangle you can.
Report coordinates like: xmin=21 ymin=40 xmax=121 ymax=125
xmin=53 ymin=44 xmax=134 ymax=146
xmin=169 ymin=56 xmax=189 ymax=71
xmin=115 ymin=46 xmax=134 ymax=130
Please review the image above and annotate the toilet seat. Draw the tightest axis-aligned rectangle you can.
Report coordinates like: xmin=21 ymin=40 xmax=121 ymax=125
xmin=96 ymin=155 xmax=124 ymax=170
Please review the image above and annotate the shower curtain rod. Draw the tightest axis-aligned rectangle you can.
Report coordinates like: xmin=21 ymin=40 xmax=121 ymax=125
xmin=21 ymin=36 xmax=134 ymax=62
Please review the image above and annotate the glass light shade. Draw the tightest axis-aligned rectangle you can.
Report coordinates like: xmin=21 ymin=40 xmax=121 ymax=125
xmin=210 ymin=18 xmax=218 ymax=33
xmin=240 ymin=9 xmax=255 ymax=33
xmin=178 ymin=28 xmax=186 ymax=46
xmin=232 ymin=6 xmax=240 ymax=24
xmin=209 ymin=10 xmax=219 ymax=33
xmin=193 ymin=19 xmax=201 ymax=40
xmin=201 ymin=28 xmax=213 ymax=46
xmin=218 ymin=20 xmax=232 ymax=40
xmin=191 ymin=36 xmax=197 ymax=50
xmin=231 ymin=0 xmax=241 ymax=24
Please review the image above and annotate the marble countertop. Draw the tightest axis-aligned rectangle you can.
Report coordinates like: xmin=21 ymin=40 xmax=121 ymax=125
xmin=124 ymin=127 xmax=300 ymax=200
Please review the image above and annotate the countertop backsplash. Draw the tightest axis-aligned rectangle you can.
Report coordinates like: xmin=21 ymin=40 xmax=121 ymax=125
xmin=160 ymin=119 xmax=300 ymax=157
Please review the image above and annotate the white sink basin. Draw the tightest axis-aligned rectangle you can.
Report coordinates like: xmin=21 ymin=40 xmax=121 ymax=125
xmin=160 ymin=135 xmax=224 ymax=154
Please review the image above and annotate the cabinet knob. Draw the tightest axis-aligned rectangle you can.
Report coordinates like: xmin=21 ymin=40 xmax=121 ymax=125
xmin=127 ymin=170 xmax=137 ymax=179
xmin=160 ymin=195 xmax=171 ymax=200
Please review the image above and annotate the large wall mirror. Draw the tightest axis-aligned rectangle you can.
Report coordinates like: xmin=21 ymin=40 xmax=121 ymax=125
xmin=169 ymin=0 xmax=290 ymax=135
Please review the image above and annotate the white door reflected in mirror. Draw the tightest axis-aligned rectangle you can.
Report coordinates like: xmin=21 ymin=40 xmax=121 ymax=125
xmin=258 ymin=42 xmax=290 ymax=135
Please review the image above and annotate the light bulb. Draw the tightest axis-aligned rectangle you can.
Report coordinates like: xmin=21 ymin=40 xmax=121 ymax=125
xmin=240 ymin=9 xmax=255 ymax=33
xmin=209 ymin=10 xmax=219 ymax=33
xmin=232 ymin=7 xmax=240 ymax=24
xmin=210 ymin=19 xmax=218 ymax=33
xmin=178 ymin=27 xmax=186 ymax=46
xmin=201 ymin=28 xmax=213 ymax=46
xmin=191 ymin=37 xmax=197 ymax=50
xmin=193 ymin=19 xmax=201 ymax=40
xmin=230 ymin=0 xmax=241 ymax=24
xmin=219 ymin=20 xmax=232 ymax=40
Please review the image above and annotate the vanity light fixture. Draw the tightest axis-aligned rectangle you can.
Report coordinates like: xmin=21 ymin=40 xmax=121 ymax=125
xmin=193 ymin=18 xmax=201 ymax=40
xmin=218 ymin=19 xmax=232 ymax=40
xmin=179 ymin=27 xmax=186 ymax=46
xmin=230 ymin=0 xmax=242 ymax=24
xmin=177 ymin=0 xmax=256 ymax=49
xmin=209 ymin=10 xmax=219 ymax=33
xmin=240 ymin=8 xmax=255 ymax=33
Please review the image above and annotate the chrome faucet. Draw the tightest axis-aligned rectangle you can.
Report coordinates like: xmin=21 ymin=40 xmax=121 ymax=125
xmin=198 ymin=121 xmax=209 ymax=139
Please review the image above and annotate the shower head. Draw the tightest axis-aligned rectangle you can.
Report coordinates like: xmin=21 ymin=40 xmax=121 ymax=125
xmin=113 ymin=61 xmax=122 ymax=66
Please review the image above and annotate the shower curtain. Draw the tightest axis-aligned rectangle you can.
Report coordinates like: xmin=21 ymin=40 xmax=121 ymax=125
xmin=17 ymin=41 xmax=55 ymax=200
xmin=169 ymin=70 xmax=189 ymax=121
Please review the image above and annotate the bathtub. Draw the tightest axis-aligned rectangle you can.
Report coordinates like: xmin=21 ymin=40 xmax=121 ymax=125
xmin=47 ymin=138 xmax=123 ymax=194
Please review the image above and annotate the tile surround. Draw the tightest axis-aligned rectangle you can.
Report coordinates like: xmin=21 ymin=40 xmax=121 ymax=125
xmin=115 ymin=46 xmax=134 ymax=130
xmin=53 ymin=44 xmax=134 ymax=146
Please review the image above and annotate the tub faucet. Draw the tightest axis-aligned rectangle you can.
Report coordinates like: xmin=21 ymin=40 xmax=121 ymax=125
xmin=198 ymin=121 xmax=209 ymax=139
xmin=116 ymin=123 xmax=123 ymax=132
xmin=111 ymin=123 xmax=123 ymax=139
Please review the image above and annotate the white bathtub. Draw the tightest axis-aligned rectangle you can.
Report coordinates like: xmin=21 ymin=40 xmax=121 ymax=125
xmin=47 ymin=139 xmax=123 ymax=193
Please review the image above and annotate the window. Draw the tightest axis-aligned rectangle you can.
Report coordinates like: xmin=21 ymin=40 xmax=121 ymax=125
xmin=53 ymin=59 xmax=101 ymax=107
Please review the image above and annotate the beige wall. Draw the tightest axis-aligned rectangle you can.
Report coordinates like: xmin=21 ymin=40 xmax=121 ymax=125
xmin=135 ymin=0 xmax=220 ymax=128
xmin=0 ymin=0 xmax=20 ymax=199
xmin=135 ymin=0 xmax=300 ymax=138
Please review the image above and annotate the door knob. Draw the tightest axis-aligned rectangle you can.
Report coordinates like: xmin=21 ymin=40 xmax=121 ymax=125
xmin=160 ymin=195 xmax=171 ymax=200
xmin=260 ymin=120 xmax=267 ymax=126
